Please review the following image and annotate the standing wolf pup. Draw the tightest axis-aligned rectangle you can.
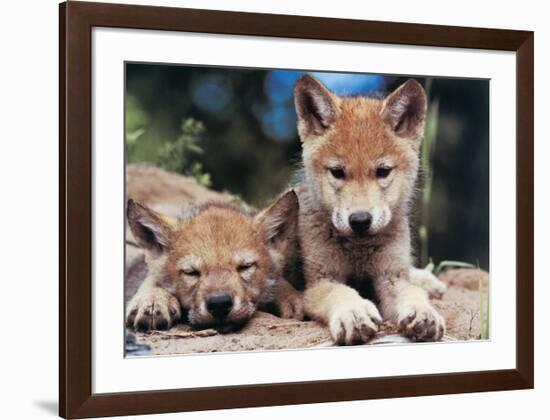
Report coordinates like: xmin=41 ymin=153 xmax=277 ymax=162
xmin=294 ymin=75 xmax=445 ymax=345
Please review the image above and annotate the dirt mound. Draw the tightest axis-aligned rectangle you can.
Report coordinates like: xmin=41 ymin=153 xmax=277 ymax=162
xmin=125 ymin=164 xmax=489 ymax=356
xmin=126 ymin=163 xmax=233 ymax=216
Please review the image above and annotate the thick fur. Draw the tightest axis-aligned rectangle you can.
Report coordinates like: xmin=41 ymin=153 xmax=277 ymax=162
xmin=294 ymin=75 xmax=446 ymax=344
xmin=126 ymin=191 xmax=303 ymax=333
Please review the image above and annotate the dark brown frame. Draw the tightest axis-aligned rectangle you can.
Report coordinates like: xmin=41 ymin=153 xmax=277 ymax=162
xmin=59 ymin=1 xmax=534 ymax=418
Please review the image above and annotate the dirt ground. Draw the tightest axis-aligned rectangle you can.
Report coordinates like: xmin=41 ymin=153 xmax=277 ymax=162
xmin=125 ymin=164 xmax=490 ymax=356
xmin=126 ymin=267 xmax=488 ymax=356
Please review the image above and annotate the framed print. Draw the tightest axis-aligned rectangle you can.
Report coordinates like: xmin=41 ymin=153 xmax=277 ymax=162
xmin=59 ymin=1 xmax=533 ymax=418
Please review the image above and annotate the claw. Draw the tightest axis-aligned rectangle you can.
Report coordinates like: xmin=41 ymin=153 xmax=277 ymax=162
xmin=400 ymin=312 xmax=416 ymax=328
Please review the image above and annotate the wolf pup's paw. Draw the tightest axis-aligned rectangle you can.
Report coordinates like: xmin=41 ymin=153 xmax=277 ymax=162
xmin=126 ymin=288 xmax=182 ymax=332
xmin=398 ymin=302 xmax=445 ymax=342
xmin=277 ymin=290 xmax=304 ymax=320
xmin=329 ymin=299 xmax=382 ymax=345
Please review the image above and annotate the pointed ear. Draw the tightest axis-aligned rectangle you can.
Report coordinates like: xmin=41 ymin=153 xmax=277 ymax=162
xmin=294 ymin=74 xmax=339 ymax=139
xmin=127 ymin=199 xmax=174 ymax=254
xmin=381 ymin=79 xmax=427 ymax=143
xmin=254 ymin=190 xmax=299 ymax=249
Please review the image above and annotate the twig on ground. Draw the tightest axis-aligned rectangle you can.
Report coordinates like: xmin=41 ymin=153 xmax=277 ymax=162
xmin=267 ymin=322 xmax=306 ymax=329
xmin=142 ymin=328 xmax=218 ymax=340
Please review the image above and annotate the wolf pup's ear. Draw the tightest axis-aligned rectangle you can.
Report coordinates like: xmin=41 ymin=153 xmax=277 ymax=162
xmin=127 ymin=199 xmax=174 ymax=255
xmin=381 ymin=79 xmax=427 ymax=144
xmin=254 ymin=190 xmax=299 ymax=250
xmin=294 ymin=75 xmax=339 ymax=139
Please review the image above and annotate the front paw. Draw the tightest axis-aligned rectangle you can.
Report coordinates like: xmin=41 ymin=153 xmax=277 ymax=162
xmin=277 ymin=290 xmax=304 ymax=320
xmin=329 ymin=299 xmax=382 ymax=345
xmin=398 ymin=302 xmax=445 ymax=341
xmin=126 ymin=288 xmax=181 ymax=332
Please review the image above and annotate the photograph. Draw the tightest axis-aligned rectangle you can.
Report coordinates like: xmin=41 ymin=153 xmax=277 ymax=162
xmin=124 ymin=63 xmax=490 ymax=357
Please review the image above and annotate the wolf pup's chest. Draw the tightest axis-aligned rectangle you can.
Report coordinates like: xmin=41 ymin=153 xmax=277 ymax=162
xmin=335 ymin=235 xmax=381 ymax=264
xmin=346 ymin=274 xmax=378 ymax=304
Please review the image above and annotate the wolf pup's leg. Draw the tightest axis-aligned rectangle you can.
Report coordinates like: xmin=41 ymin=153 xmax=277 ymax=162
xmin=377 ymin=273 xmax=445 ymax=341
xmin=274 ymin=279 xmax=304 ymax=320
xmin=304 ymin=279 xmax=382 ymax=345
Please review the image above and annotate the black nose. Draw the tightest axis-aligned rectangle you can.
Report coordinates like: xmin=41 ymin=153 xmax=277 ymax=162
xmin=349 ymin=211 xmax=372 ymax=234
xmin=206 ymin=293 xmax=233 ymax=319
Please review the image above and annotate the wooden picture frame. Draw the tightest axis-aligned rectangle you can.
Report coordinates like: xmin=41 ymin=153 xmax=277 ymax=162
xmin=59 ymin=1 xmax=533 ymax=418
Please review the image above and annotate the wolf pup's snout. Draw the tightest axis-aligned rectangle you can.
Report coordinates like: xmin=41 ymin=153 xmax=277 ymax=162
xmin=206 ymin=293 xmax=233 ymax=319
xmin=349 ymin=211 xmax=372 ymax=234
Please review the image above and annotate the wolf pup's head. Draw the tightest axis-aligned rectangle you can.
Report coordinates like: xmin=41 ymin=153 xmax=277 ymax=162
xmin=294 ymin=75 xmax=427 ymax=239
xmin=127 ymin=191 xmax=298 ymax=332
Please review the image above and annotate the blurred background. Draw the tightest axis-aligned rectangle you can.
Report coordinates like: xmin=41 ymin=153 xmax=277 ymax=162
xmin=125 ymin=63 xmax=489 ymax=270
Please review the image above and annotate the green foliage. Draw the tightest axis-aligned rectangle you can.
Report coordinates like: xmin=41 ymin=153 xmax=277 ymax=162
xmin=431 ymin=260 xmax=477 ymax=276
xmin=125 ymin=93 xmax=149 ymax=135
xmin=479 ymin=275 xmax=490 ymax=340
xmin=154 ymin=119 xmax=212 ymax=187
xmin=187 ymin=162 xmax=212 ymax=188
xmin=125 ymin=128 xmax=145 ymax=161
xmin=125 ymin=115 xmax=212 ymax=188
xmin=423 ymin=258 xmax=476 ymax=276
xmin=125 ymin=93 xmax=149 ymax=163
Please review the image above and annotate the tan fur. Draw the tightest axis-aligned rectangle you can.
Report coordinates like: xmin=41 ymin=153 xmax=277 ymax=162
xmin=126 ymin=192 xmax=303 ymax=332
xmin=409 ymin=267 xmax=447 ymax=299
xmin=294 ymin=75 xmax=445 ymax=344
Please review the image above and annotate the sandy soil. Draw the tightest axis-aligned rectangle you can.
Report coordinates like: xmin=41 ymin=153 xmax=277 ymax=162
xmin=125 ymin=164 xmax=490 ymax=356
xmin=127 ymin=268 xmax=489 ymax=356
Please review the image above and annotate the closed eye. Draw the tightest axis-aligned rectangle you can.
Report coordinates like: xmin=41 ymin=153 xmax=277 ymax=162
xmin=180 ymin=268 xmax=200 ymax=277
xmin=237 ymin=262 xmax=256 ymax=272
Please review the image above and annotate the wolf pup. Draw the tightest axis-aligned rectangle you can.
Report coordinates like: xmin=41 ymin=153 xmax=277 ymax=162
xmin=125 ymin=191 xmax=302 ymax=332
xmin=294 ymin=75 xmax=445 ymax=345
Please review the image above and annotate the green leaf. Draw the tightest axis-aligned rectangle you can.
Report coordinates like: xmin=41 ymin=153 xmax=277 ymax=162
xmin=434 ymin=260 xmax=476 ymax=275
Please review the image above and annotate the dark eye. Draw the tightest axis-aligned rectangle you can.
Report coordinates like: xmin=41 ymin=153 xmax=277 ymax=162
xmin=376 ymin=167 xmax=392 ymax=178
xmin=181 ymin=268 xmax=200 ymax=277
xmin=237 ymin=262 xmax=256 ymax=272
xmin=330 ymin=168 xmax=345 ymax=180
